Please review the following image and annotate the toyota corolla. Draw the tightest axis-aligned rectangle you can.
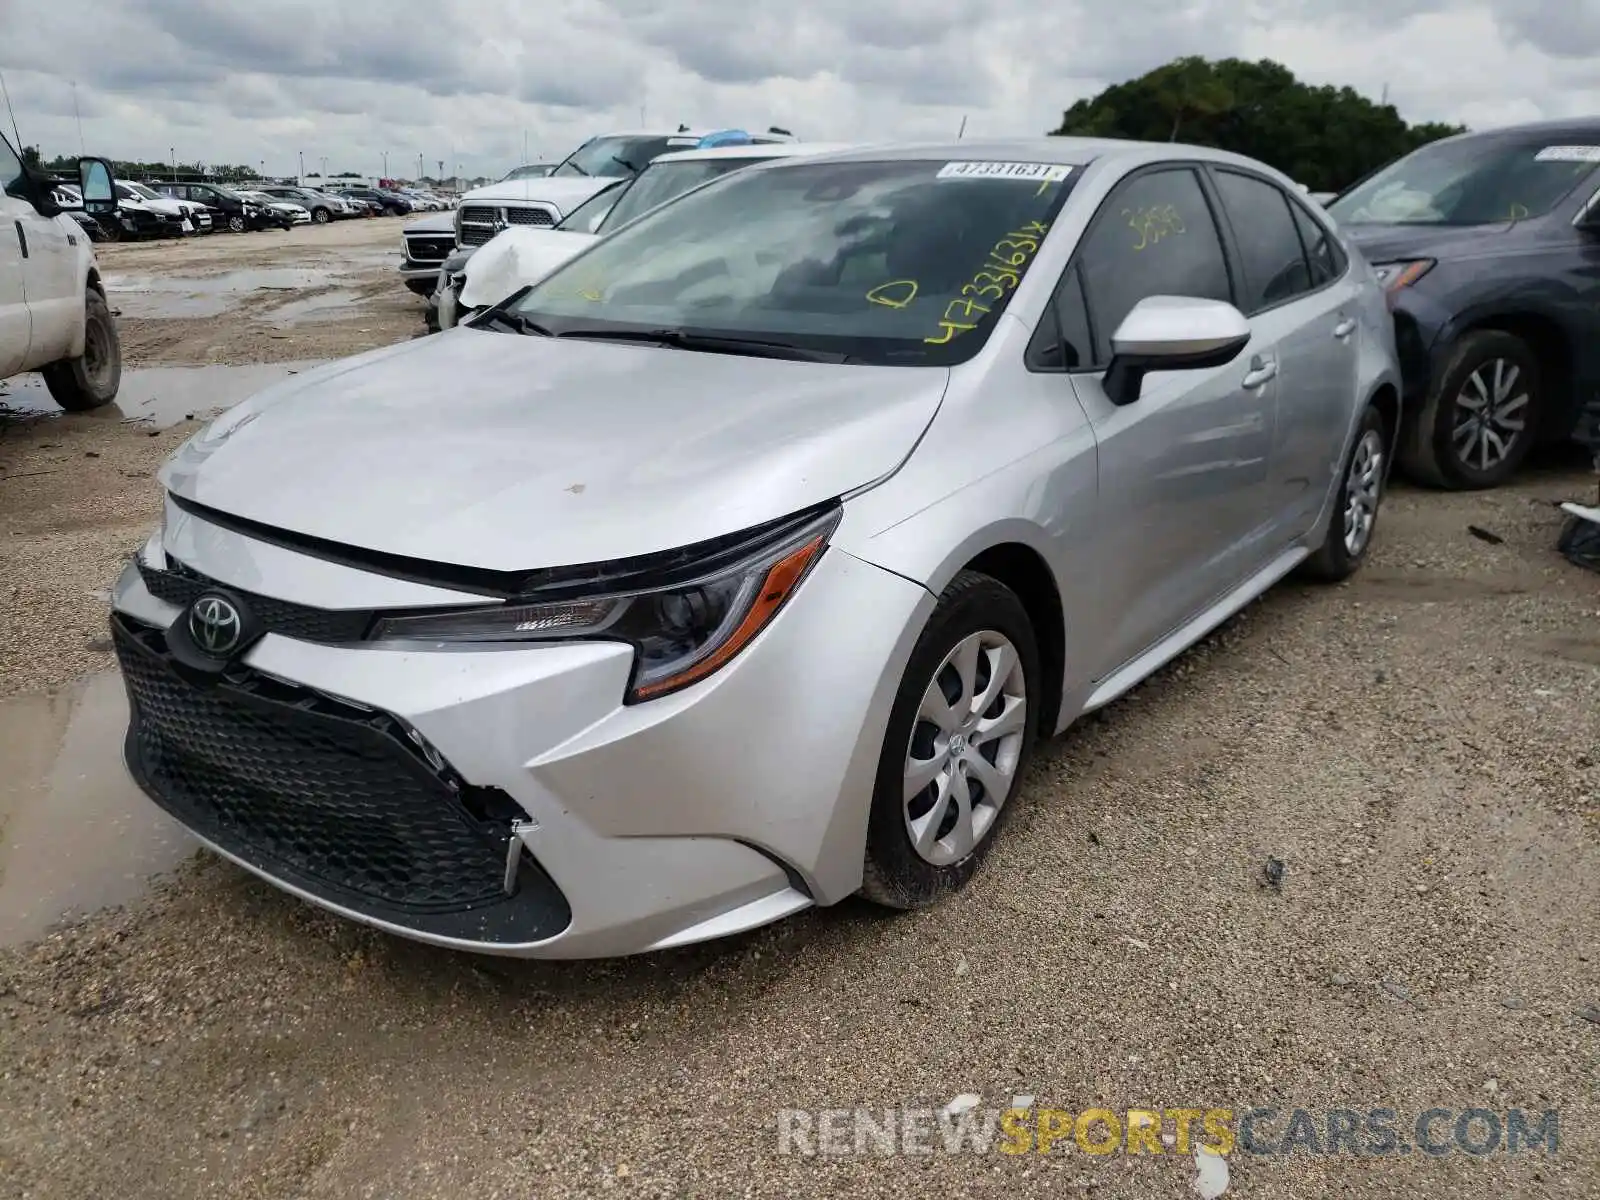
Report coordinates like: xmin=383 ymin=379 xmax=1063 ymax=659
xmin=111 ymin=140 xmax=1400 ymax=957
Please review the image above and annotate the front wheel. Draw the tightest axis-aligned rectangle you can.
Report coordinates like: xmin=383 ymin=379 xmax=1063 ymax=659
xmin=311 ymin=207 xmax=331 ymax=224
xmin=1400 ymin=330 xmax=1540 ymax=489
xmin=226 ymin=214 xmax=245 ymax=233
xmin=859 ymin=570 xmax=1041 ymax=909
xmin=1301 ymin=404 xmax=1387 ymax=581
xmin=42 ymin=289 xmax=121 ymax=412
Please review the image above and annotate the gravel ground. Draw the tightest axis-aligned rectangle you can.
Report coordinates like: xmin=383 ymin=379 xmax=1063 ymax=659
xmin=2 ymin=224 xmax=1599 ymax=1199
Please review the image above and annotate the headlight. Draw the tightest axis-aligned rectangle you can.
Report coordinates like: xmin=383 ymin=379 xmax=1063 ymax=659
xmin=1370 ymin=259 xmax=1434 ymax=306
xmin=370 ymin=507 xmax=839 ymax=701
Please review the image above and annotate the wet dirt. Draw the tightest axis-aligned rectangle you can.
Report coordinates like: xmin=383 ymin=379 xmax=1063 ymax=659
xmin=0 ymin=672 xmax=194 ymax=947
xmin=0 ymin=361 xmax=326 ymax=427
xmin=104 ymin=268 xmax=352 ymax=320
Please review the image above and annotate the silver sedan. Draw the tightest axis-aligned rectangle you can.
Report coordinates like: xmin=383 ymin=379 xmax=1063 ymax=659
xmin=110 ymin=139 xmax=1400 ymax=957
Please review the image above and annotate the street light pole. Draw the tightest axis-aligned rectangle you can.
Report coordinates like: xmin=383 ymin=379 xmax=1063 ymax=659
xmin=299 ymin=150 xmax=304 ymax=180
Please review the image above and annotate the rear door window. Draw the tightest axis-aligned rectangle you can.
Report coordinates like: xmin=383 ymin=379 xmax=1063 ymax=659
xmin=1212 ymin=170 xmax=1313 ymax=312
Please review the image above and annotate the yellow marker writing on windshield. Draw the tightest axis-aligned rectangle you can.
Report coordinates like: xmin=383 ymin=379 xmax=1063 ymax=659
xmin=866 ymin=280 xmax=919 ymax=309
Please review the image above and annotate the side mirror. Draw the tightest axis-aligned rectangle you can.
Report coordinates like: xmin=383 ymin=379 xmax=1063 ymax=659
xmin=77 ymin=157 xmax=117 ymax=215
xmin=1102 ymin=295 xmax=1252 ymax=406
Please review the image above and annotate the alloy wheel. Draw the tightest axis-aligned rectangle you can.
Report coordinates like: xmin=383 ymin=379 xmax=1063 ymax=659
xmin=902 ymin=630 xmax=1028 ymax=866
xmin=1452 ymin=358 xmax=1529 ymax=472
xmin=1343 ymin=428 xmax=1384 ymax=557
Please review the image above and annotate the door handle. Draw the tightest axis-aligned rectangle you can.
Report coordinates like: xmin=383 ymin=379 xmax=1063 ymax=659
xmin=1242 ymin=357 xmax=1277 ymax=389
xmin=1333 ymin=317 xmax=1356 ymax=339
xmin=13 ymin=220 xmax=26 ymax=258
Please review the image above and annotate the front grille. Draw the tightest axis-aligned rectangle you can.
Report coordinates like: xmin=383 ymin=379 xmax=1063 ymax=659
xmin=138 ymin=556 xmax=372 ymax=644
xmin=112 ymin=616 xmax=571 ymax=940
xmin=404 ymin=234 xmax=454 ymax=262
xmin=458 ymin=204 xmax=556 ymax=247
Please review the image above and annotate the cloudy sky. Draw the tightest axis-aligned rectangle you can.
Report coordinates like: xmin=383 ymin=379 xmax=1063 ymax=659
xmin=2 ymin=0 xmax=1598 ymax=180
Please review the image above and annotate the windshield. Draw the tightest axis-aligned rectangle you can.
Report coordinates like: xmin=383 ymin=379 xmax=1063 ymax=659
xmin=557 ymin=179 xmax=627 ymax=232
xmin=1329 ymin=136 xmax=1600 ymax=225
xmin=123 ymin=181 xmax=162 ymax=201
xmin=509 ymin=157 xmax=1075 ymax=366
xmin=599 ymin=157 xmax=772 ymax=232
xmin=552 ymin=135 xmax=699 ymax=179
xmin=501 ymin=165 xmax=551 ymax=182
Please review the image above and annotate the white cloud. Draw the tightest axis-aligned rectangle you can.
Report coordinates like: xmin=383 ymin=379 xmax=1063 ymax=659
xmin=0 ymin=0 xmax=1594 ymax=179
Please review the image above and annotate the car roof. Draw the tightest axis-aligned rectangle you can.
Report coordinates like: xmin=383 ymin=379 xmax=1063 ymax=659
xmin=1426 ymin=118 xmax=1600 ymax=146
xmin=770 ymin=137 xmax=1278 ymax=168
xmin=649 ymin=141 xmax=860 ymax=165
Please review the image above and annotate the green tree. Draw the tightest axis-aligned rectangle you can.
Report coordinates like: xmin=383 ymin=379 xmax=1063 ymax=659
xmin=1052 ymin=57 xmax=1467 ymax=193
xmin=20 ymin=145 xmax=41 ymax=170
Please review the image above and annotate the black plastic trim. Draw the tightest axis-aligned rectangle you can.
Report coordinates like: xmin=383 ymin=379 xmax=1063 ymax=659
xmin=169 ymin=491 xmax=843 ymax=603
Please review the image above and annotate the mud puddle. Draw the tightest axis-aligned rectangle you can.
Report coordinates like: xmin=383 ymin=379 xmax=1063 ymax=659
xmin=265 ymin=290 xmax=365 ymax=324
xmin=103 ymin=268 xmax=352 ymax=319
xmin=0 ymin=672 xmax=195 ymax=947
xmin=0 ymin=360 xmax=326 ymax=427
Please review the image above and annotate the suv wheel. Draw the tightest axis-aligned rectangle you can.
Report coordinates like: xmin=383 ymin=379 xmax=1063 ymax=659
xmin=42 ymin=290 xmax=121 ymax=412
xmin=1400 ymin=330 xmax=1540 ymax=489
xmin=311 ymin=207 xmax=331 ymax=224
xmin=859 ymin=570 xmax=1040 ymax=909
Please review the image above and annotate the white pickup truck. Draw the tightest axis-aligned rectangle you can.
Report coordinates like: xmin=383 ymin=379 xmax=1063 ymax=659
xmin=1 ymin=133 xmax=123 ymax=410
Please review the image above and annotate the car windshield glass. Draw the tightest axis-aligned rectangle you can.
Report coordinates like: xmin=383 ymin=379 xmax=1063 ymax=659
xmin=501 ymin=165 xmax=551 ymax=182
xmin=552 ymin=135 xmax=698 ymax=179
xmin=599 ymin=157 xmax=769 ymax=232
xmin=1329 ymin=137 xmax=1600 ymax=225
xmin=124 ymin=181 xmax=162 ymax=201
xmin=556 ymin=180 xmax=627 ymax=232
xmin=510 ymin=157 xmax=1076 ymax=366
xmin=210 ymin=185 xmax=243 ymax=202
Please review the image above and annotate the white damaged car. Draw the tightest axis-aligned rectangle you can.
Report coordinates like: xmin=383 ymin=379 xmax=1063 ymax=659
xmin=436 ymin=142 xmax=852 ymax=330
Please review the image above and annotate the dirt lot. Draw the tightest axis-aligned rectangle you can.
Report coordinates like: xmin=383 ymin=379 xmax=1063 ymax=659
xmin=1 ymin=223 xmax=1598 ymax=1199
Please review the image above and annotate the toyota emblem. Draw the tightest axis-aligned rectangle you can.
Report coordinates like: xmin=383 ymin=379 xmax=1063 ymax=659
xmin=188 ymin=594 xmax=243 ymax=657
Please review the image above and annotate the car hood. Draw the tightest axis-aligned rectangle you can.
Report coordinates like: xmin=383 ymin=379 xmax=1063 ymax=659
xmin=159 ymin=331 xmax=948 ymax=571
xmin=404 ymin=211 xmax=456 ymax=235
xmin=1339 ymin=222 xmax=1511 ymax=264
xmin=458 ymin=228 xmax=598 ymax=307
xmin=460 ymin=176 xmax=616 ymax=213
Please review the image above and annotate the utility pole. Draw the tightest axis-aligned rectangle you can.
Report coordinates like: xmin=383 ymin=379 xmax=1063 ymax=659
xmin=72 ymin=81 xmax=85 ymax=153
xmin=382 ymin=151 xmax=388 ymax=178
xmin=957 ymin=115 xmax=967 ymax=139
xmin=299 ymin=150 xmax=304 ymax=179
xmin=170 ymin=146 xmax=176 ymax=176
xmin=418 ymin=152 xmax=423 ymax=179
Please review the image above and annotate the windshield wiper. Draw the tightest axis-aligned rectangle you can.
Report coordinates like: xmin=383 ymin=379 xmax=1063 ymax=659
xmin=612 ymin=155 xmax=642 ymax=175
xmin=555 ymin=327 xmax=847 ymax=363
xmin=473 ymin=308 xmax=555 ymax=337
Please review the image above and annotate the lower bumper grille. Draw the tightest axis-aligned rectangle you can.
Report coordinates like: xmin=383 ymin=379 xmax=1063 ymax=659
xmin=405 ymin=235 xmax=454 ymax=262
xmin=112 ymin=614 xmax=571 ymax=943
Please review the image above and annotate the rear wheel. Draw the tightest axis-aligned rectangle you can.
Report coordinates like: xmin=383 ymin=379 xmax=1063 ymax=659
xmin=1302 ymin=404 xmax=1387 ymax=581
xmin=1400 ymin=330 xmax=1540 ymax=489
xmin=42 ymin=289 xmax=121 ymax=412
xmin=860 ymin=571 xmax=1040 ymax=909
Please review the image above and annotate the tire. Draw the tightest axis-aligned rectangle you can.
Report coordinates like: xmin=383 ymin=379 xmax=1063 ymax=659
xmin=1301 ymin=404 xmax=1387 ymax=582
xmin=42 ymin=289 xmax=121 ymax=412
xmin=227 ymin=214 xmax=245 ymax=233
xmin=1398 ymin=330 xmax=1540 ymax=489
xmin=311 ymin=207 xmax=331 ymax=224
xmin=859 ymin=570 xmax=1042 ymax=909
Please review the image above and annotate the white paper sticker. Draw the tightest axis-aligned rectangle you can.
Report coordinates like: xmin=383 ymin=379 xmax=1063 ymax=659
xmin=1535 ymin=145 xmax=1600 ymax=162
xmin=936 ymin=161 xmax=1073 ymax=182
